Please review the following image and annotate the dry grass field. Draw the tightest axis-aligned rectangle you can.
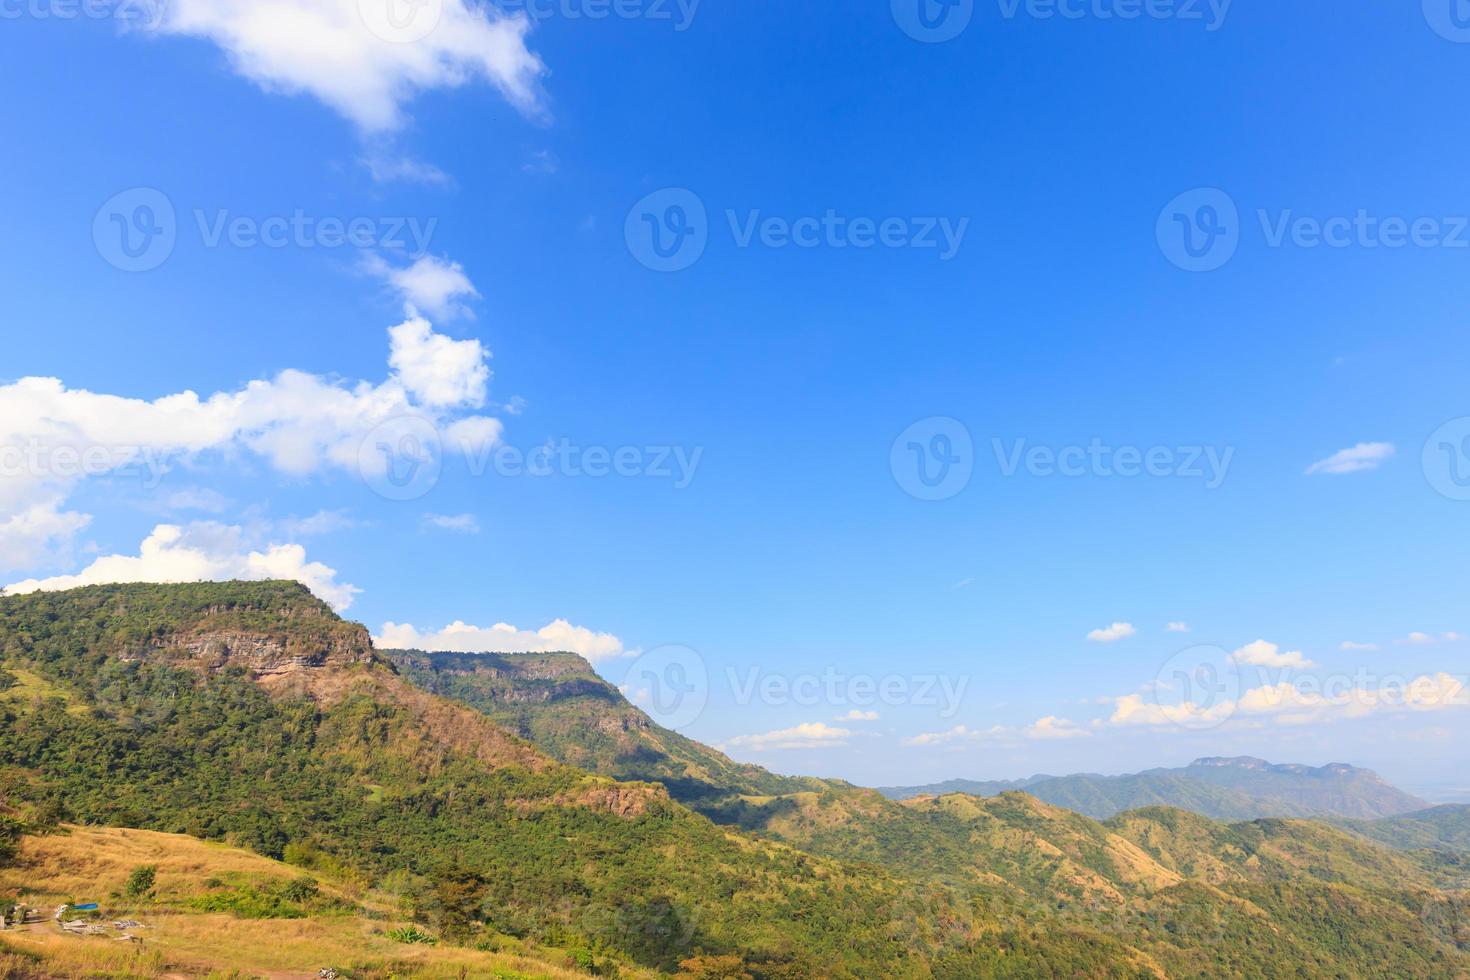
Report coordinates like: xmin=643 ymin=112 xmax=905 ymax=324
xmin=0 ymin=826 xmax=641 ymax=980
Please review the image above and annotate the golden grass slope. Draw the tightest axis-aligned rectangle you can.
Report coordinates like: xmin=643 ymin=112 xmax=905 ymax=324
xmin=0 ymin=826 xmax=656 ymax=980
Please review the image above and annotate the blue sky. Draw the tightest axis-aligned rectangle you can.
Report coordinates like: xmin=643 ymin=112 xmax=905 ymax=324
xmin=2 ymin=0 xmax=1469 ymax=797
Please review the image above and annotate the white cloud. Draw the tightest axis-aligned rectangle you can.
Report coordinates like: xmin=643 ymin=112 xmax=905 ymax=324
xmin=150 ymin=0 xmax=545 ymax=132
xmin=1111 ymin=672 xmax=1470 ymax=729
xmin=1446 ymin=632 xmax=1466 ymax=642
xmin=1087 ymin=622 xmax=1136 ymax=643
xmin=387 ymin=314 xmax=489 ymax=406
xmin=368 ymin=255 xmax=482 ymax=322
xmin=1305 ymin=442 xmax=1395 ymax=476
xmin=374 ymin=618 xmax=629 ymax=663
xmin=1401 ymin=631 xmax=1438 ymax=646
xmin=835 ymin=709 xmax=879 ymax=722
xmin=361 ymin=149 xmax=452 ymax=186
xmin=2 ymin=522 xmax=360 ymax=611
xmin=902 ymin=717 xmax=1084 ymax=746
xmin=1025 ymin=715 xmax=1090 ymax=740
xmin=1231 ymin=639 xmax=1314 ymax=670
xmin=1340 ymin=641 xmax=1379 ymax=652
xmin=1165 ymin=621 xmax=1190 ymax=633
xmin=0 ymin=501 xmax=93 ymax=573
xmin=0 ymin=312 xmax=497 ymax=571
xmin=722 ymin=722 xmax=853 ymax=752
xmin=422 ymin=512 xmax=479 ymax=534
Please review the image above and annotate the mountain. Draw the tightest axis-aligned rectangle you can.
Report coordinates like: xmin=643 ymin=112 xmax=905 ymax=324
xmin=385 ymin=648 xmax=830 ymax=805
xmin=3 ymin=582 xmax=1470 ymax=978
xmin=877 ymin=757 xmax=1429 ymax=821
xmin=1340 ymin=804 xmax=1470 ymax=853
xmin=0 ymin=583 xmax=950 ymax=977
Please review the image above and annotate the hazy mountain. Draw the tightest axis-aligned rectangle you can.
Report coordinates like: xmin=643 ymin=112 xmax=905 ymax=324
xmin=878 ymin=756 xmax=1429 ymax=821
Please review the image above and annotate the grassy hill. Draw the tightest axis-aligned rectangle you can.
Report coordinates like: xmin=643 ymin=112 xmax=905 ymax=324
xmin=0 ymin=824 xmax=621 ymax=979
xmin=2 ymin=582 xmax=1469 ymax=978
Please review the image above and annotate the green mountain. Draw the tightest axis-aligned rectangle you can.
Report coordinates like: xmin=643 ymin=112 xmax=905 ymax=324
xmin=1339 ymin=804 xmax=1470 ymax=853
xmin=385 ymin=648 xmax=829 ymax=805
xmin=878 ymin=757 xmax=1429 ymax=821
xmin=3 ymin=582 xmax=1470 ymax=979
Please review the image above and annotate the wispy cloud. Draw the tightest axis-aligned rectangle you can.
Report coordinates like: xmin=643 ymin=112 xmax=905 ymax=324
xmin=722 ymin=723 xmax=854 ymax=751
xmin=1305 ymin=442 xmax=1395 ymax=476
xmin=422 ymin=513 xmax=481 ymax=534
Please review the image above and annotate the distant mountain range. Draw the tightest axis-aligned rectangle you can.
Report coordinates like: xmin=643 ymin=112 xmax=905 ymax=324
xmin=877 ymin=756 xmax=1431 ymax=821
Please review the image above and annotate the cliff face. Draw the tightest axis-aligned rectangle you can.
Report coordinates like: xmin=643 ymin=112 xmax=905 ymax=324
xmin=145 ymin=620 xmax=376 ymax=679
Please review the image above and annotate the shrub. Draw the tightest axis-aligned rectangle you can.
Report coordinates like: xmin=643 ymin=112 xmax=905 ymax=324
xmin=124 ymin=864 xmax=157 ymax=898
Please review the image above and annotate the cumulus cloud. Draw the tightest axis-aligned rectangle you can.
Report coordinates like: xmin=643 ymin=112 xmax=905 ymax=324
xmin=2 ymin=522 xmax=360 ymax=611
xmin=374 ymin=618 xmax=629 ymax=663
xmin=387 ymin=314 xmax=490 ymax=406
xmin=1231 ymin=639 xmax=1314 ymax=670
xmin=1087 ymin=622 xmax=1136 ymax=643
xmin=1165 ymin=621 xmax=1190 ymax=633
xmin=1305 ymin=442 xmax=1395 ymax=476
xmin=836 ymin=709 xmax=880 ymax=722
xmin=0 ymin=313 xmax=497 ymax=572
xmin=367 ymin=255 xmax=481 ymax=322
xmin=148 ymin=0 xmax=546 ymax=132
xmin=722 ymin=722 xmax=853 ymax=752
